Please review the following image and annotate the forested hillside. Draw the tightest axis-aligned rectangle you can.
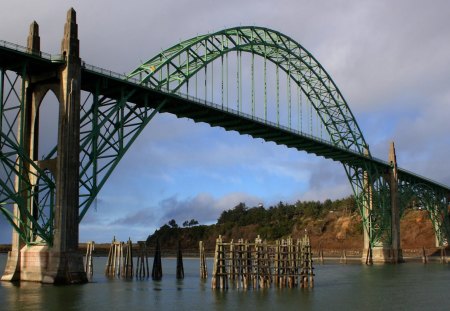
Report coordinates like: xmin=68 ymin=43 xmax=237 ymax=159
xmin=147 ymin=196 xmax=359 ymax=249
xmin=146 ymin=196 xmax=437 ymax=252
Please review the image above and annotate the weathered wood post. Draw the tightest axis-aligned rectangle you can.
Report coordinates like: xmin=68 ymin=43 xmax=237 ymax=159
xmin=340 ymin=249 xmax=347 ymax=264
xmin=211 ymin=235 xmax=228 ymax=289
xmin=85 ymin=241 xmax=95 ymax=278
xmin=136 ymin=241 xmax=150 ymax=278
xmin=199 ymin=241 xmax=207 ymax=279
xmin=421 ymin=247 xmax=428 ymax=264
xmin=123 ymin=238 xmax=133 ymax=278
xmin=306 ymin=235 xmax=314 ymax=288
xmin=136 ymin=241 xmax=149 ymax=278
xmin=440 ymin=247 xmax=447 ymax=264
xmin=105 ymin=237 xmax=123 ymax=277
xmin=254 ymin=236 xmax=261 ymax=289
xmin=176 ymin=240 xmax=184 ymax=279
xmin=229 ymin=239 xmax=235 ymax=281
xmin=319 ymin=247 xmax=324 ymax=264
xmin=151 ymin=238 xmax=162 ymax=280
xmin=236 ymin=239 xmax=244 ymax=289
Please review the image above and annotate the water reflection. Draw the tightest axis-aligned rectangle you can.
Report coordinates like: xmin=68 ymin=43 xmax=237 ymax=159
xmin=1 ymin=255 xmax=449 ymax=311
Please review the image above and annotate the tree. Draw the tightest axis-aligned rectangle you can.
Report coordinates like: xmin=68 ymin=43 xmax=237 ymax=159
xmin=182 ymin=220 xmax=189 ymax=227
xmin=218 ymin=202 xmax=247 ymax=224
xmin=188 ymin=219 xmax=199 ymax=227
xmin=168 ymin=219 xmax=178 ymax=228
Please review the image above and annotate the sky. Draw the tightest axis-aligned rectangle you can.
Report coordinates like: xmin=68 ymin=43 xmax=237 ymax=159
xmin=1 ymin=0 xmax=450 ymax=243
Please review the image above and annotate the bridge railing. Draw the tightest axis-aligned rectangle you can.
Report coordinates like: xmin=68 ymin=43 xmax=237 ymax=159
xmin=0 ymin=39 xmax=64 ymax=62
xmin=82 ymin=62 xmax=141 ymax=84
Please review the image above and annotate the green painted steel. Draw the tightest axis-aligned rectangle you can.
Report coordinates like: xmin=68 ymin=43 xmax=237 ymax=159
xmin=128 ymin=26 xmax=368 ymax=154
xmin=0 ymin=28 xmax=449 ymax=248
xmin=0 ymin=66 xmax=55 ymax=245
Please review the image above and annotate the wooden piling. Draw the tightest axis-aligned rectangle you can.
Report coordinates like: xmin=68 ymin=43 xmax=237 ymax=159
xmin=365 ymin=246 xmax=373 ymax=265
xmin=123 ymin=238 xmax=133 ymax=278
xmin=136 ymin=241 xmax=149 ymax=278
xmin=105 ymin=237 xmax=125 ymax=277
xmin=199 ymin=241 xmax=207 ymax=279
xmin=176 ymin=240 xmax=184 ymax=279
xmin=319 ymin=248 xmax=324 ymax=264
xmin=211 ymin=235 xmax=228 ymax=289
xmin=210 ymin=234 xmax=314 ymax=290
xmin=229 ymin=239 xmax=235 ymax=281
xmin=152 ymin=238 xmax=163 ymax=280
xmin=274 ymin=239 xmax=280 ymax=287
xmin=236 ymin=239 xmax=244 ymax=289
xmin=85 ymin=241 xmax=94 ymax=277
xmin=306 ymin=235 xmax=314 ymax=288
xmin=422 ymin=247 xmax=428 ymax=264
xmin=340 ymin=249 xmax=347 ymax=264
xmin=440 ymin=247 xmax=447 ymax=264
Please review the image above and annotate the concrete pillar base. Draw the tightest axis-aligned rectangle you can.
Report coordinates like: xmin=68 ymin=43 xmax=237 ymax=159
xmin=1 ymin=250 xmax=21 ymax=281
xmin=1 ymin=245 xmax=87 ymax=284
xmin=362 ymin=247 xmax=404 ymax=264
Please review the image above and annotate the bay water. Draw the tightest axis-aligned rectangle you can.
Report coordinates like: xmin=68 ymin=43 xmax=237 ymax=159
xmin=0 ymin=254 xmax=449 ymax=310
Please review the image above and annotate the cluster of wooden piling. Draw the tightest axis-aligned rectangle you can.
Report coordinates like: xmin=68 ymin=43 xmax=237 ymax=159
xmin=136 ymin=241 xmax=150 ymax=278
xmin=98 ymin=237 xmax=185 ymax=280
xmin=104 ymin=237 xmax=151 ymax=278
xmin=422 ymin=246 xmax=448 ymax=264
xmin=210 ymin=235 xmax=314 ymax=289
xmin=105 ymin=237 xmax=134 ymax=278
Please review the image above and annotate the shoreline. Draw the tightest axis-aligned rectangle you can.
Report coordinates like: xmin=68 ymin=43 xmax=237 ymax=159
xmin=1 ymin=244 xmax=447 ymax=263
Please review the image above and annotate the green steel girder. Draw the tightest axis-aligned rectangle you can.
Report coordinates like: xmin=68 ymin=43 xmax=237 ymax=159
xmin=75 ymin=89 xmax=167 ymax=220
xmin=343 ymin=162 xmax=393 ymax=248
xmin=397 ymin=180 xmax=450 ymax=246
xmin=0 ymin=67 xmax=55 ymax=245
xmin=0 ymin=132 xmax=55 ymax=244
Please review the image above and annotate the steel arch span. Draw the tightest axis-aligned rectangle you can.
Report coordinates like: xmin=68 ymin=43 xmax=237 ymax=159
xmin=128 ymin=26 xmax=369 ymax=154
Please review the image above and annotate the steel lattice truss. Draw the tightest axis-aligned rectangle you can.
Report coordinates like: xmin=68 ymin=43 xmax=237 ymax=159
xmin=0 ymin=68 xmax=55 ymax=244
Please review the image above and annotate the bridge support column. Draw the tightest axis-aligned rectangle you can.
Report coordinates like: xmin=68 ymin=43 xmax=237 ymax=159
xmin=2 ymin=8 xmax=87 ymax=284
xmin=388 ymin=142 xmax=403 ymax=263
xmin=362 ymin=164 xmax=373 ymax=264
xmin=362 ymin=143 xmax=403 ymax=263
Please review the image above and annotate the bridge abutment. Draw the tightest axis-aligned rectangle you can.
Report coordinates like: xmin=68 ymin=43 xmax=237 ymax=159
xmin=1 ymin=8 xmax=86 ymax=284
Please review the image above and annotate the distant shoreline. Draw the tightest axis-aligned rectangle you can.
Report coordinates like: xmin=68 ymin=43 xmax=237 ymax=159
xmin=1 ymin=244 xmax=447 ymax=263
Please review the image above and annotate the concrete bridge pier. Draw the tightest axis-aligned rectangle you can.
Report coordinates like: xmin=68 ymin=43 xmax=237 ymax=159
xmin=1 ymin=8 xmax=87 ymax=284
xmin=363 ymin=142 xmax=403 ymax=264
xmin=388 ymin=142 xmax=403 ymax=263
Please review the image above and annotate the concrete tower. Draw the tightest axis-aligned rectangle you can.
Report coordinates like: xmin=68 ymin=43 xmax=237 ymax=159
xmin=1 ymin=8 xmax=87 ymax=284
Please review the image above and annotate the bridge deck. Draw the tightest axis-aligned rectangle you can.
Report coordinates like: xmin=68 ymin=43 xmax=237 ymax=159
xmin=1 ymin=43 xmax=448 ymax=193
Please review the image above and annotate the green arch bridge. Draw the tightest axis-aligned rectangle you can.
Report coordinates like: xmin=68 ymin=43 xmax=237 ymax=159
xmin=0 ymin=9 xmax=448 ymax=283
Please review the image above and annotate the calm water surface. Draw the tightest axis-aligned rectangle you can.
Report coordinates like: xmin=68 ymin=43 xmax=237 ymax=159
xmin=0 ymin=254 xmax=449 ymax=310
